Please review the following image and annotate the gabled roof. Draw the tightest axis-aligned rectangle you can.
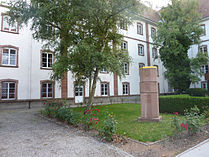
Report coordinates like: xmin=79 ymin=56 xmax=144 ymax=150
xmin=142 ymin=7 xmax=159 ymax=23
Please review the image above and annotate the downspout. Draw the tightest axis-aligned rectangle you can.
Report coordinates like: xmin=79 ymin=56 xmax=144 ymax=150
xmin=28 ymin=25 xmax=33 ymax=108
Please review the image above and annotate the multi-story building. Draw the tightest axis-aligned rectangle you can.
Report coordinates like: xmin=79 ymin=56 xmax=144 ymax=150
xmin=189 ymin=0 xmax=209 ymax=91
xmin=0 ymin=1 xmax=185 ymax=107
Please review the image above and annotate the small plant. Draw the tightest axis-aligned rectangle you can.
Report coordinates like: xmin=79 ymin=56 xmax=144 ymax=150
xmin=41 ymin=102 xmax=80 ymax=126
xmin=202 ymin=106 xmax=209 ymax=118
xmin=81 ymin=108 xmax=100 ymax=131
xmin=171 ymin=112 xmax=183 ymax=136
xmin=99 ymin=111 xmax=117 ymax=141
xmin=184 ymin=106 xmax=205 ymax=135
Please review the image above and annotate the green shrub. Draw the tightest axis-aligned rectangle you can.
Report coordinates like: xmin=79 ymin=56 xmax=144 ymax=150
xmin=184 ymin=106 xmax=205 ymax=135
xmin=171 ymin=112 xmax=183 ymax=136
xmin=186 ymin=88 xmax=209 ymax=97
xmin=99 ymin=111 xmax=117 ymax=141
xmin=41 ymin=102 xmax=80 ymax=126
xmin=81 ymin=108 xmax=100 ymax=131
xmin=159 ymin=95 xmax=209 ymax=114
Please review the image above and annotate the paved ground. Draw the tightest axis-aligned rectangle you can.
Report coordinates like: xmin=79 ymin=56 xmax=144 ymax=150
xmin=176 ymin=139 xmax=209 ymax=157
xmin=0 ymin=109 xmax=132 ymax=157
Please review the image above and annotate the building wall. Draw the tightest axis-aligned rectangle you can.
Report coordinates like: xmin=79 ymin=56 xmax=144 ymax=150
xmin=188 ymin=17 xmax=209 ymax=90
xmin=0 ymin=4 xmax=170 ymax=104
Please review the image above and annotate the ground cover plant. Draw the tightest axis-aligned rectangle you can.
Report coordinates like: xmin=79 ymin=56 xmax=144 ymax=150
xmin=41 ymin=103 xmax=209 ymax=142
xmin=73 ymin=103 xmax=185 ymax=142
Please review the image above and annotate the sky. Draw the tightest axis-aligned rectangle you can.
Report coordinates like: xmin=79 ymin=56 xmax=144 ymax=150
xmin=141 ymin=0 xmax=171 ymax=11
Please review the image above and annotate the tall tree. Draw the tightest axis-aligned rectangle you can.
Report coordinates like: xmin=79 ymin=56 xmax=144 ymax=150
xmin=8 ymin=0 xmax=142 ymax=109
xmin=154 ymin=0 xmax=208 ymax=93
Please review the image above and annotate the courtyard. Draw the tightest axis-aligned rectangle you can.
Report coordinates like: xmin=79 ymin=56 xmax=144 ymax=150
xmin=0 ymin=108 xmax=132 ymax=157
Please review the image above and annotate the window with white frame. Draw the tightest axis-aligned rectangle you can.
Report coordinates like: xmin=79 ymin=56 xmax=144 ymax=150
xmin=41 ymin=82 xmax=54 ymax=98
xmin=121 ymin=41 xmax=128 ymax=50
xmin=199 ymin=45 xmax=208 ymax=54
xmin=75 ymin=85 xmax=83 ymax=96
xmin=138 ymin=44 xmax=144 ymax=56
xmin=201 ymin=65 xmax=209 ymax=74
xmin=152 ymin=48 xmax=157 ymax=58
xmin=137 ymin=23 xmax=143 ymax=35
xmin=41 ymin=52 xmax=53 ymax=68
xmin=201 ymin=24 xmax=206 ymax=36
xmin=122 ymin=82 xmax=129 ymax=95
xmin=101 ymin=82 xmax=109 ymax=96
xmin=120 ymin=19 xmax=127 ymax=30
xmin=2 ymin=47 xmax=17 ymax=66
xmin=124 ymin=63 xmax=129 ymax=75
xmin=1 ymin=82 xmax=16 ymax=100
xmin=2 ymin=15 xmax=18 ymax=33
xmin=151 ymin=27 xmax=156 ymax=38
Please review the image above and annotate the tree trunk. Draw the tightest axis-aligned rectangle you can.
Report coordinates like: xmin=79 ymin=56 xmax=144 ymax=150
xmin=85 ymin=68 xmax=99 ymax=112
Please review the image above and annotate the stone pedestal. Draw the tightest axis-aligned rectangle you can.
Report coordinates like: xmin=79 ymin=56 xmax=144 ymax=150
xmin=138 ymin=66 xmax=162 ymax=122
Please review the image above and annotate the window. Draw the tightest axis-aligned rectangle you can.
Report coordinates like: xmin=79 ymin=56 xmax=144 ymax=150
xmin=153 ymin=65 xmax=159 ymax=76
xmin=201 ymin=24 xmax=206 ymax=36
xmin=121 ymin=41 xmax=128 ymax=50
xmin=138 ymin=44 xmax=144 ymax=56
xmin=120 ymin=19 xmax=127 ymax=30
xmin=101 ymin=82 xmax=109 ymax=96
xmin=152 ymin=48 xmax=157 ymax=58
xmin=101 ymin=68 xmax=108 ymax=73
xmin=201 ymin=65 xmax=209 ymax=74
xmin=1 ymin=14 xmax=18 ymax=33
xmin=124 ymin=63 xmax=129 ymax=75
xmin=75 ymin=85 xmax=83 ymax=96
xmin=137 ymin=23 xmax=143 ymax=35
xmin=41 ymin=81 xmax=54 ymax=98
xmin=139 ymin=63 xmax=145 ymax=69
xmin=122 ymin=82 xmax=130 ymax=95
xmin=151 ymin=27 xmax=156 ymax=38
xmin=201 ymin=81 xmax=208 ymax=90
xmin=1 ymin=81 xmax=17 ymax=100
xmin=199 ymin=45 xmax=208 ymax=54
xmin=41 ymin=51 xmax=53 ymax=69
xmin=1 ymin=47 xmax=18 ymax=67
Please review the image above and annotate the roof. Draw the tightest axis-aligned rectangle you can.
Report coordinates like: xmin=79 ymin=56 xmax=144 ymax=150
xmin=200 ymin=0 xmax=209 ymax=19
xmin=142 ymin=7 xmax=159 ymax=23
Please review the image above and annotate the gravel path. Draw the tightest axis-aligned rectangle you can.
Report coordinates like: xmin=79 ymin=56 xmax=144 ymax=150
xmin=0 ymin=109 xmax=132 ymax=157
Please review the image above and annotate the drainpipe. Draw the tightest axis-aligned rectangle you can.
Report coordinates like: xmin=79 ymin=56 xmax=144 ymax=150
xmin=28 ymin=25 xmax=33 ymax=109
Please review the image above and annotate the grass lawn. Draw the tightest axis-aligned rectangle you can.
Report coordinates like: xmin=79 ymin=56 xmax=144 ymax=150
xmin=73 ymin=103 xmax=184 ymax=142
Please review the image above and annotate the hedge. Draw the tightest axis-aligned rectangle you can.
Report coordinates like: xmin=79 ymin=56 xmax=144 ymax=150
xmin=186 ymin=88 xmax=209 ymax=97
xmin=159 ymin=95 xmax=209 ymax=114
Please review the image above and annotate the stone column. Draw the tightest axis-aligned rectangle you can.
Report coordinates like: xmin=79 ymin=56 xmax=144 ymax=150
xmin=138 ymin=66 xmax=162 ymax=122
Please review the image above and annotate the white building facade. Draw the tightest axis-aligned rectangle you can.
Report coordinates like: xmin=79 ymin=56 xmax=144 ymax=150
xmin=188 ymin=0 xmax=209 ymax=91
xmin=0 ymin=2 xmax=171 ymax=105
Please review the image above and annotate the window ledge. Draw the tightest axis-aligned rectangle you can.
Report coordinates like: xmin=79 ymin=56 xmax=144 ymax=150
xmin=1 ymin=30 xmax=19 ymax=34
xmin=40 ymin=67 xmax=53 ymax=70
xmin=0 ymin=65 xmax=18 ymax=68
